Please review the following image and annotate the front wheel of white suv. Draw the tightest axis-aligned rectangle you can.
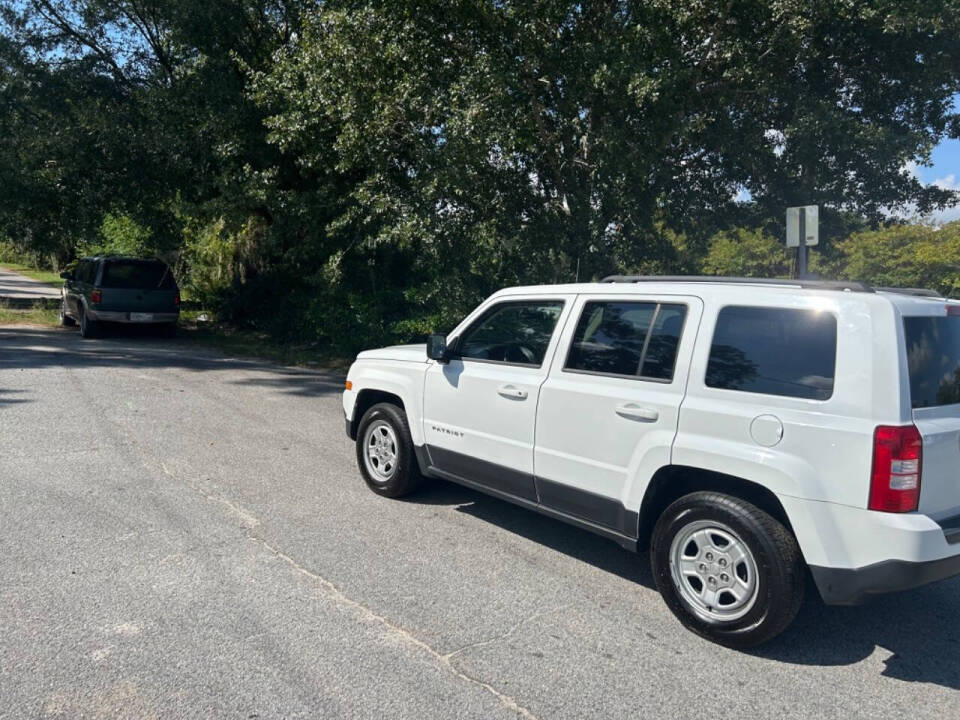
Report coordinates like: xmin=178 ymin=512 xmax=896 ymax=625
xmin=650 ymin=491 xmax=805 ymax=648
xmin=355 ymin=403 xmax=424 ymax=498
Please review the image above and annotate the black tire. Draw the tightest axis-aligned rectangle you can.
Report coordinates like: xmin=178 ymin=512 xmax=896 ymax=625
xmin=650 ymin=491 xmax=805 ymax=649
xmin=355 ymin=402 xmax=424 ymax=498
xmin=79 ymin=306 xmax=100 ymax=338
xmin=59 ymin=301 xmax=76 ymax=327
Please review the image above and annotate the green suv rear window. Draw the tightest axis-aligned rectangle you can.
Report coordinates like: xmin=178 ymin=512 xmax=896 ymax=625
xmin=101 ymin=261 xmax=175 ymax=290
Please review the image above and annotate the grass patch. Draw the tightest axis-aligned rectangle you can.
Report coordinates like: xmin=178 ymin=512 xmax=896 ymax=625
xmin=0 ymin=304 xmax=60 ymax=325
xmin=0 ymin=262 xmax=64 ymax=288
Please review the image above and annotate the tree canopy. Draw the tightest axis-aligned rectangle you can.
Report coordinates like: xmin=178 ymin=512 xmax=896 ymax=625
xmin=1 ymin=1 xmax=958 ymax=351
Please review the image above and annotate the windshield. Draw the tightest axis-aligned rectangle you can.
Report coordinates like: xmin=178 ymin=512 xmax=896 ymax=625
xmin=100 ymin=260 xmax=176 ymax=290
xmin=903 ymin=315 xmax=960 ymax=408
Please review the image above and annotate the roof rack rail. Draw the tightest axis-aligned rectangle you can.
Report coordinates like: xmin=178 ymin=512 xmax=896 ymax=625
xmin=599 ymin=275 xmax=874 ymax=292
xmin=873 ymin=287 xmax=943 ymax=298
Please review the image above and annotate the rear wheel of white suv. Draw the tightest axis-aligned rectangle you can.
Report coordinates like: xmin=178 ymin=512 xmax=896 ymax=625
xmin=355 ymin=403 xmax=424 ymax=498
xmin=650 ymin=492 xmax=805 ymax=648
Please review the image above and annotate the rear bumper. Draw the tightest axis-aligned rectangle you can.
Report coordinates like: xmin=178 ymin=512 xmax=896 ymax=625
xmin=780 ymin=495 xmax=960 ymax=605
xmin=811 ymin=554 xmax=960 ymax=605
xmin=87 ymin=310 xmax=178 ymax=323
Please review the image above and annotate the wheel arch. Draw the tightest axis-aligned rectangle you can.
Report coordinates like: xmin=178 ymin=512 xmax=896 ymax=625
xmin=637 ymin=465 xmax=796 ymax=550
xmin=348 ymin=389 xmax=406 ymax=440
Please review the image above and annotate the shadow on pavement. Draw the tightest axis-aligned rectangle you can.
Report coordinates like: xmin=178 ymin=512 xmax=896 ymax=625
xmin=0 ymin=326 xmax=343 ymax=398
xmin=754 ymin=582 xmax=960 ymax=688
xmin=410 ymin=478 xmax=960 ymax=689
xmin=0 ymin=388 xmax=31 ymax=405
xmin=410 ymin=480 xmax=654 ymax=587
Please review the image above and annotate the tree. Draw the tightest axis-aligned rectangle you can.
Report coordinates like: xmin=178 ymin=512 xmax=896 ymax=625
xmin=260 ymin=1 xmax=960 ymax=271
xmin=2 ymin=1 xmax=960 ymax=352
xmin=827 ymin=220 xmax=960 ymax=296
xmin=701 ymin=228 xmax=794 ymax=278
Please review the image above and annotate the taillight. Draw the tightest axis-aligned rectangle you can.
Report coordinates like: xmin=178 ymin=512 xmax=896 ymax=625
xmin=90 ymin=289 xmax=102 ymax=304
xmin=174 ymin=293 xmax=181 ymax=307
xmin=869 ymin=425 xmax=922 ymax=512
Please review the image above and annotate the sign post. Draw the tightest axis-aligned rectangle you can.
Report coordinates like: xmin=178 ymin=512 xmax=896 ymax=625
xmin=786 ymin=205 xmax=819 ymax=279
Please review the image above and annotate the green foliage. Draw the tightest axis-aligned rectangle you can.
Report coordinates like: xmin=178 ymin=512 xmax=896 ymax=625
xmin=702 ymin=228 xmax=794 ymax=278
xmin=827 ymin=221 xmax=960 ymax=297
xmin=179 ymin=216 xmax=246 ymax=301
xmin=0 ymin=238 xmax=33 ymax=265
xmin=1 ymin=1 xmax=959 ymax=354
xmin=699 ymin=221 xmax=960 ymax=299
xmin=79 ymin=213 xmax=155 ymax=257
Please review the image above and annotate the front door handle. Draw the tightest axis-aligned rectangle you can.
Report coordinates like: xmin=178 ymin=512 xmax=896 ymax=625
xmin=615 ymin=403 xmax=659 ymax=422
xmin=497 ymin=384 xmax=528 ymax=400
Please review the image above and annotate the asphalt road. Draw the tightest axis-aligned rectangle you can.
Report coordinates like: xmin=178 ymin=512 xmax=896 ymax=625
xmin=0 ymin=267 xmax=61 ymax=300
xmin=2 ymin=325 xmax=959 ymax=719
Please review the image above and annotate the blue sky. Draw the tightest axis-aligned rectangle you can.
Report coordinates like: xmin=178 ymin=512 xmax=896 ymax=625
xmin=922 ymin=139 xmax=960 ymax=185
xmin=908 ymin=93 xmax=960 ymax=222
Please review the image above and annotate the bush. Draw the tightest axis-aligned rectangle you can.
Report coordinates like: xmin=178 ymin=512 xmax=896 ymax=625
xmin=701 ymin=228 xmax=794 ymax=278
xmin=0 ymin=238 xmax=33 ymax=265
xmin=826 ymin=221 xmax=960 ymax=297
xmin=80 ymin=213 xmax=156 ymax=258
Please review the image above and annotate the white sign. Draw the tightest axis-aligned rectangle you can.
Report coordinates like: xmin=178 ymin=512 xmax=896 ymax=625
xmin=786 ymin=205 xmax=819 ymax=247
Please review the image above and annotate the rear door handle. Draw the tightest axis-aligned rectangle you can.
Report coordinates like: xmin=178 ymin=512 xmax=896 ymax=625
xmin=497 ymin=384 xmax=528 ymax=400
xmin=615 ymin=404 xmax=659 ymax=422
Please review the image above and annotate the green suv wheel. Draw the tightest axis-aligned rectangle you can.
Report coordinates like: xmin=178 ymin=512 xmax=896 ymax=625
xmin=59 ymin=300 xmax=76 ymax=327
xmin=79 ymin=307 xmax=100 ymax=338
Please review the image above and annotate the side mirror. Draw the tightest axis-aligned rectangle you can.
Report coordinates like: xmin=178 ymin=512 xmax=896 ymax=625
xmin=426 ymin=334 xmax=449 ymax=363
xmin=59 ymin=271 xmax=72 ymax=280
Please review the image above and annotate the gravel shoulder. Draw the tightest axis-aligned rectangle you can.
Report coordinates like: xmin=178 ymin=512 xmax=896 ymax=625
xmin=0 ymin=265 xmax=61 ymax=299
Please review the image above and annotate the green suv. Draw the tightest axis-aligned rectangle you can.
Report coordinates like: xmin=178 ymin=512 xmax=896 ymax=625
xmin=60 ymin=256 xmax=180 ymax=338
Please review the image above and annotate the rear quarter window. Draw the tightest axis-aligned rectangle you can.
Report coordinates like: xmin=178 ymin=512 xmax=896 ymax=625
xmin=705 ymin=306 xmax=837 ymax=401
xmin=77 ymin=260 xmax=95 ymax=284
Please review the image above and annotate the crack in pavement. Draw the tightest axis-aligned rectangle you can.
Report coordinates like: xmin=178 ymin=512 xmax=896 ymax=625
xmin=158 ymin=461 xmax=261 ymax=529
xmin=443 ymin=604 xmax=573 ymax=662
xmin=152 ymin=456 xmax=540 ymax=719
xmin=258 ymin=536 xmax=541 ymax=720
xmin=59 ymin=354 xmax=539 ymax=718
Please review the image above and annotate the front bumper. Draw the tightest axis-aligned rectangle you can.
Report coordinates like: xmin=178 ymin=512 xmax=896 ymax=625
xmin=342 ymin=386 xmax=356 ymax=440
xmin=87 ymin=310 xmax=179 ymax=324
xmin=811 ymin=554 xmax=960 ymax=605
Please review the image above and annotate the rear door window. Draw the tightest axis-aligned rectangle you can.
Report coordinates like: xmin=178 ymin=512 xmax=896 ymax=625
xmin=706 ymin=306 xmax=837 ymax=400
xmin=565 ymin=301 xmax=687 ymax=381
xmin=903 ymin=315 xmax=960 ymax=408
xmin=100 ymin=261 xmax=175 ymax=290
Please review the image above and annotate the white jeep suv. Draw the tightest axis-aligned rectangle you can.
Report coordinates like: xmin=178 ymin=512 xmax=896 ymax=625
xmin=342 ymin=276 xmax=960 ymax=647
